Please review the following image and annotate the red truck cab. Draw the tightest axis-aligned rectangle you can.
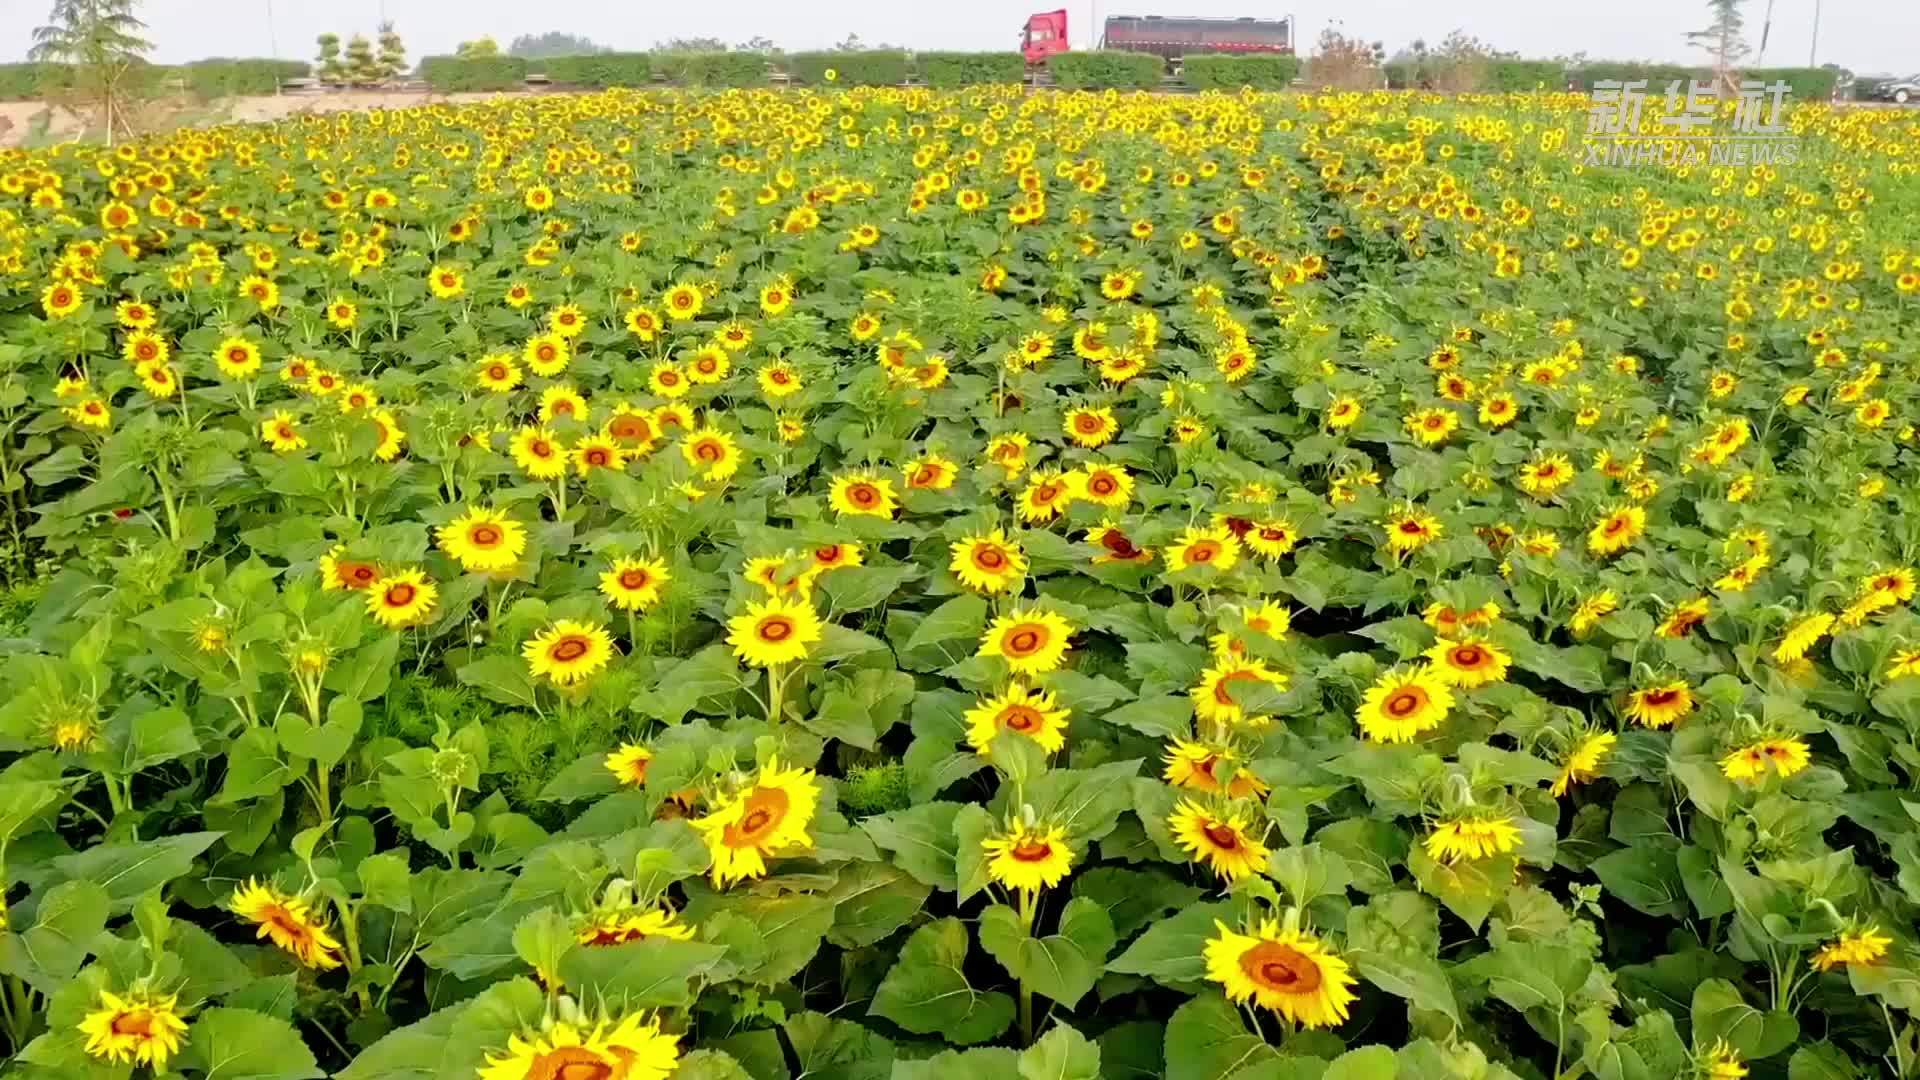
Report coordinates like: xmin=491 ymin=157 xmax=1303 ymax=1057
xmin=1022 ymin=9 xmax=1070 ymax=65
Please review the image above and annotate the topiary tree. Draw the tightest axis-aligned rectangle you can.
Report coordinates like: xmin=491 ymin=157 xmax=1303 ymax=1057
xmin=377 ymin=21 xmax=407 ymax=81
xmin=316 ymin=32 xmax=347 ymax=84
xmin=344 ymin=32 xmax=380 ymax=85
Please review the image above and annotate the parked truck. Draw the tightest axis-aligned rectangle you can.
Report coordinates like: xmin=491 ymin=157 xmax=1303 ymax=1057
xmin=1100 ymin=14 xmax=1294 ymax=62
xmin=1022 ymin=11 xmax=1295 ymax=70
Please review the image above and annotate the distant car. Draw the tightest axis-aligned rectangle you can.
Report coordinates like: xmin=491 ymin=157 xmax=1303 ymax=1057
xmin=1867 ymin=74 xmax=1920 ymax=103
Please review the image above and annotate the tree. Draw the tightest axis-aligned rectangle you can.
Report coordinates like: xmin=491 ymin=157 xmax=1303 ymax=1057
xmin=29 ymin=0 xmax=153 ymax=144
xmin=376 ymin=21 xmax=407 ymax=80
xmin=508 ymin=31 xmax=606 ymax=58
xmin=1687 ymin=0 xmax=1749 ymax=90
xmin=316 ymin=32 xmax=347 ymax=85
xmin=654 ymin=37 xmax=728 ymax=53
xmin=737 ymin=36 xmax=780 ymax=55
xmin=1304 ymin=24 xmax=1386 ymax=91
xmin=456 ymin=37 xmax=500 ymax=59
xmin=344 ymin=33 xmax=380 ymax=85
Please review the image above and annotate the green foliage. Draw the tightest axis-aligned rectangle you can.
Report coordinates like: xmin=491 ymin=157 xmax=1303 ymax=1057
xmin=0 ymin=64 xmax=59 ymax=100
xmin=510 ymin=31 xmax=607 ymax=59
xmin=655 ymin=52 xmax=767 ymax=87
xmin=1046 ymin=50 xmax=1163 ymax=90
xmin=540 ymin=53 xmax=653 ymax=88
xmin=418 ymin=55 xmax=530 ymax=92
xmin=1485 ymin=59 xmax=1565 ymax=90
xmin=182 ymin=58 xmax=310 ymax=99
xmin=1181 ymin=54 xmax=1301 ymax=90
xmin=784 ymin=50 xmax=910 ymax=87
xmin=915 ymin=52 xmax=1026 ymax=88
xmin=840 ymin=761 xmax=912 ymax=815
xmin=1747 ymin=66 xmax=1841 ymax=99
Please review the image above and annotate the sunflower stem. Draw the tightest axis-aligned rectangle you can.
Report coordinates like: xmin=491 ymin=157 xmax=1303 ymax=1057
xmin=1017 ymin=886 xmax=1038 ymax=1045
xmin=768 ymin=663 xmax=787 ymax=724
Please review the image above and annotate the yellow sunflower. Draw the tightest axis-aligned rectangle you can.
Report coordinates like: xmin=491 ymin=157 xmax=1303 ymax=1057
xmin=1424 ymin=814 xmax=1523 ymax=862
xmin=682 ymin=427 xmax=742 ymax=481
xmin=320 ymin=547 xmax=381 ymax=592
xmin=600 ymin=556 xmax=671 ymax=612
xmin=727 ymin=597 xmax=825 ymax=667
xmin=573 ymin=435 xmax=626 ymax=476
xmin=949 ymin=530 xmax=1028 ymax=594
xmin=981 ymin=822 xmax=1074 ymax=893
xmin=1016 ymin=470 xmax=1074 ymax=523
xmin=829 ymin=472 xmax=899 ymax=518
xmin=436 ymin=507 xmax=527 ymax=575
xmin=1192 ymin=657 xmax=1288 ymax=726
xmin=523 ymin=620 xmax=616 ymax=686
xmin=259 ymin=411 xmax=305 ymax=453
xmin=214 ymin=335 xmax=262 ymax=379
xmin=511 ymin=426 xmax=570 ymax=481
xmin=1719 ymin=736 xmax=1810 ymax=783
xmin=230 ymin=878 xmax=344 ymax=969
xmin=1070 ymin=463 xmax=1134 ymax=508
xmin=1551 ymin=731 xmax=1617 ymax=797
xmin=604 ymin=743 xmax=652 ymax=787
xmin=1169 ymin=800 xmax=1270 ymax=882
xmin=1164 ymin=739 xmax=1269 ymax=799
xmin=1384 ymin=507 xmax=1442 ymax=554
xmin=1356 ymin=667 xmax=1454 ymax=743
xmin=1810 ymin=923 xmax=1892 ymax=972
xmin=1204 ymin=917 xmax=1357 ymax=1028
xmin=1422 ymin=638 xmax=1510 ymax=688
xmin=965 ymin=683 xmax=1070 ymax=755
xmin=1624 ymin=681 xmax=1694 ymax=728
xmin=78 ymin=989 xmax=190 ymax=1069
xmin=1772 ymin=611 xmax=1834 ymax=664
xmin=690 ymin=758 xmax=820 ymax=886
xmin=1064 ymin=405 xmax=1119 ymax=448
xmin=366 ymin=570 xmax=437 ymax=629
xmin=1588 ymin=506 xmax=1646 ymax=556
xmin=1166 ymin=525 xmax=1242 ymax=573
xmin=478 ymin=1013 xmax=680 ymax=1080
xmin=978 ymin=609 xmax=1074 ymax=675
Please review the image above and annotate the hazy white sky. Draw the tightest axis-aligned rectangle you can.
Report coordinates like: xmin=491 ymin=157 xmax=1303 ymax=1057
xmin=2 ymin=0 xmax=1914 ymax=76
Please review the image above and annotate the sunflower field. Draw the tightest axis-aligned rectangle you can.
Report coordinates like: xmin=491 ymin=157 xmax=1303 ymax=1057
xmin=0 ymin=82 xmax=1918 ymax=1080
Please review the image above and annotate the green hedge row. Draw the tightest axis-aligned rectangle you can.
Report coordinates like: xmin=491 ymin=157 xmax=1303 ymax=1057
xmin=1485 ymin=59 xmax=1565 ymax=91
xmin=419 ymin=55 xmax=530 ymax=93
xmin=784 ymin=50 xmax=910 ymax=87
xmin=1046 ymin=51 xmax=1163 ymax=90
xmin=652 ymin=52 xmax=768 ymax=88
xmin=916 ymin=52 xmax=1026 ymax=88
xmin=0 ymin=64 xmax=52 ymax=100
xmin=541 ymin=53 xmax=652 ymax=88
xmin=184 ymin=58 xmax=310 ymax=98
xmin=1181 ymin=54 xmax=1301 ymax=90
xmin=0 ymin=61 xmax=183 ymax=100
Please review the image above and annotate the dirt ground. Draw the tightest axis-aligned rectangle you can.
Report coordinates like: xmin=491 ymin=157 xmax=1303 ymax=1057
xmin=0 ymin=89 xmax=541 ymax=148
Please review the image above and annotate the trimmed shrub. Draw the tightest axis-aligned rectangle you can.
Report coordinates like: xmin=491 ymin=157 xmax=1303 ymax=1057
xmin=1569 ymin=62 xmax=1699 ymax=90
xmin=1485 ymin=59 xmax=1565 ymax=91
xmin=655 ymin=52 xmax=767 ymax=88
xmin=0 ymin=64 xmax=52 ymax=101
xmin=1182 ymin=54 xmax=1301 ymax=90
xmin=184 ymin=59 xmax=311 ymax=99
xmin=418 ymin=55 xmax=530 ymax=93
xmin=784 ymin=51 xmax=909 ymax=87
xmin=915 ymin=52 xmax=1026 ymax=88
xmin=540 ymin=53 xmax=653 ymax=88
xmin=1746 ymin=66 xmax=1840 ymax=100
xmin=1047 ymin=51 xmax=1163 ymax=90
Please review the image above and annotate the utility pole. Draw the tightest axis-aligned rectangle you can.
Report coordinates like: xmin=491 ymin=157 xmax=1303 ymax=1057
xmin=1808 ymin=0 xmax=1821 ymax=66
